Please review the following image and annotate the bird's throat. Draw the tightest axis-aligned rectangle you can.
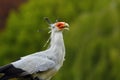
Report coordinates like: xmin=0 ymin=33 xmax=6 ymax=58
xmin=49 ymin=31 xmax=65 ymax=64
xmin=50 ymin=31 xmax=64 ymax=48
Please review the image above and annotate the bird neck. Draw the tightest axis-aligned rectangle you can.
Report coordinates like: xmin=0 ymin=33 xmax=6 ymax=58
xmin=50 ymin=31 xmax=64 ymax=48
xmin=48 ymin=30 xmax=65 ymax=64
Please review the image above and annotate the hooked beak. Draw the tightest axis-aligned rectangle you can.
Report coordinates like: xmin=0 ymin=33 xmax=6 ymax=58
xmin=64 ymin=23 xmax=69 ymax=30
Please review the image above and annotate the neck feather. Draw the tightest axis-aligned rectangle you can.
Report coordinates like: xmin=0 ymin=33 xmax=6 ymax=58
xmin=48 ymin=30 xmax=65 ymax=65
xmin=50 ymin=31 xmax=64 ymax=47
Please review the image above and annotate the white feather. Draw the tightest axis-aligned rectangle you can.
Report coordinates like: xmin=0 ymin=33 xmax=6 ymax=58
xmin=12 ymin=52 xmax=55 ymax=74
xmin=11 ymin=22 xmax=68 ymax=80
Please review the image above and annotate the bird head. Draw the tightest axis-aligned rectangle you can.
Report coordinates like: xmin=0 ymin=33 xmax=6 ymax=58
xmin=52 ymin=22 xmax=69 ymax=31
xmin=44 ymin=17 xmax=69 ymax=32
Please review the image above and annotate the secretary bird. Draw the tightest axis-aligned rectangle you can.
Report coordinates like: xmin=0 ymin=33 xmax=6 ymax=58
xmin=0 ymin=18 xmax=69 ymax=80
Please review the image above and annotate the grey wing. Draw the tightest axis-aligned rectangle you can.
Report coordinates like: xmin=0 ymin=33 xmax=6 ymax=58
xmin=12 ymin=56 xmax=55 ymax=74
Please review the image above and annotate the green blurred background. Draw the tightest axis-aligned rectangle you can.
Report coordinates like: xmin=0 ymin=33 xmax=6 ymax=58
xmin=0 ymin=0 xmax=120 ymax=80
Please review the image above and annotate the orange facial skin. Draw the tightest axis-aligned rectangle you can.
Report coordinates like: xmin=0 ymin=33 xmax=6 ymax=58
xmin=55 ymin=22 xmax=66 ymax=30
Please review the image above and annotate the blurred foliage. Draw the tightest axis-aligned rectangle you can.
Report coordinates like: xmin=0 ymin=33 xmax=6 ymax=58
xmin=0 ymin=0 xmax=120 ymax=80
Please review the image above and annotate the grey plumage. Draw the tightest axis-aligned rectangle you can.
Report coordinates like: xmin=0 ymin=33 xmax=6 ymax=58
xmin=0 ymin=20 xmax=69 ymax=80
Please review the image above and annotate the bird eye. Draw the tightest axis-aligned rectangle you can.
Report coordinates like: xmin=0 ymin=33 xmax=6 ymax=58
xmin=52 ymin=26 xmax=55 ymax=28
